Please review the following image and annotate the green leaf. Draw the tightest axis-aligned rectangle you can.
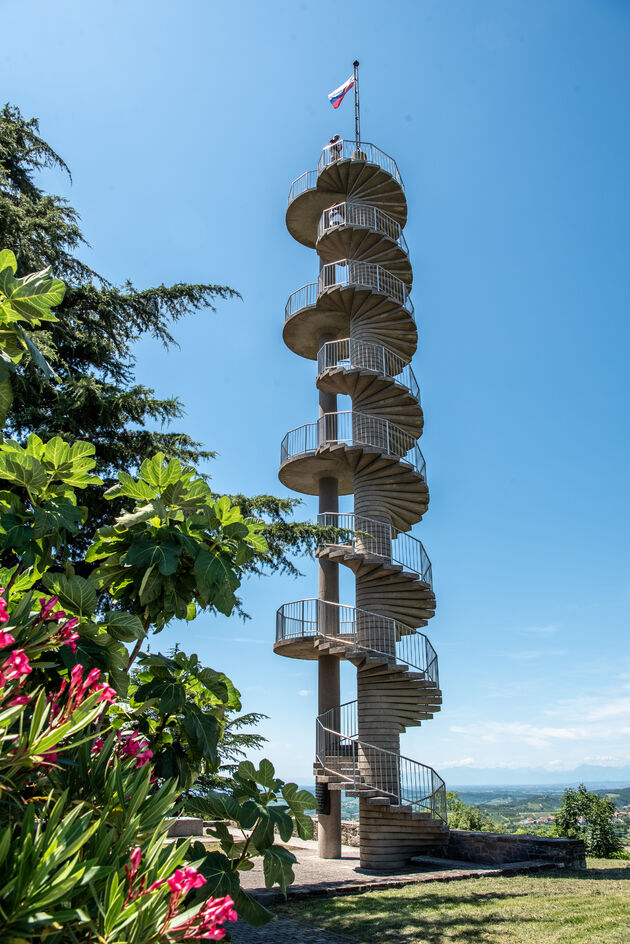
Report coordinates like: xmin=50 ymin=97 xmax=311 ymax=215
xmin=139 ymin=453 xmax=182 ymax=490
xmin=103 ymin=611 xmax=145 ymax=642
xmin=237 ymin=760 xmax=258 ymax=783
xmin=182 ymin=706 xmax=220 ymax=765
xmin=196 ymin=850 xmax=240 ymax=899
xmin=257 ymin=758 xmax=276 ymax=788
xmin=0 ymin=375 xmax=12 ymax=426
xmin=262 ymin=846 xmax=296 ymax=894
xmin=0 ymin=250 xmax=17 ymax=276
xmin=0 ymin=450 xmax=47 ymax=491
xmin=194 ymin=549 xmax=239 ymax=616
xmin=196 ymin=667 xmax=229 ymax=704
xmin=185 ymin=791 xmax=242 ymax=823
xmin=13 ymin=324 xmax=57 ymax=379
xmin=233 ymin=888 xmax=275 ymax=927
xmin=159 ymin=681 xmax=186 ymax=715
xmin=41 ymin=573 xmax=98 ymax=616
xmin=123 ymin=539 xmax=182 ymax=576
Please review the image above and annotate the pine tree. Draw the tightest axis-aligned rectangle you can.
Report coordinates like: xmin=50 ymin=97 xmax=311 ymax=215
xmin=0 ymin=103 xmax=325 ymax=575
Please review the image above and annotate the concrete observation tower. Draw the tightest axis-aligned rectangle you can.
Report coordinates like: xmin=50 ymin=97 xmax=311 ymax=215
xmin=274 ymin=86 xmax=448 ymax=870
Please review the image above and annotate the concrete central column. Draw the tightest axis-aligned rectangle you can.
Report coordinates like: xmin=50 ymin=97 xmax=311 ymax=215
xmin=317 ymin=335 xmax=342 ymax=859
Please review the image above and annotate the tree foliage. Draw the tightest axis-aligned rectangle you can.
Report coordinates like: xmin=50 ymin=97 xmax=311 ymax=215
xmin=554 ymin=783 xmax=621 ymax=857
xmin=0 ymin=102 xmax=330 ymax=583
xmin=446 ymin=792 xmax=497 ymax=832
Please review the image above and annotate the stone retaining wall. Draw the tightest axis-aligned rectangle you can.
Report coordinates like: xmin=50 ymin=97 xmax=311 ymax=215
xmin=444 ymin=829 xmax=586 ymax=869
xmin=312 ymin=819 xmax=360 ymax=847
xmin=311 ymin=819 xmax=586 ymax=869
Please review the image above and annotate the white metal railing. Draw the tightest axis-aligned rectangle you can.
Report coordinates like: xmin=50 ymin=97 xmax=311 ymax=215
xmin=284 ymin=260 xmax=414 ymax=323
xmin=319 ymin=260 xmax=413 ymax=313
xmin=317 ymin=338 xmax=420 ymax=405
xmin=316 ymin=702 xmax=446 ymax=822
xmin=318 ymin=140 xmax=403 ymax=189
xmin=287 ymin=169 xmax=317 ymax=204
xmin=275 ymin=598 xmax=439 ymax=684
xmin=317 ymin=512 xmax=432 ymax=587
xmin=317 ymin=202 xmax=408 ymax=255
xmin=279 ymin=410 xmax=426 ymax=482
xmin=287 ymin=141 xmax=404 ymax=208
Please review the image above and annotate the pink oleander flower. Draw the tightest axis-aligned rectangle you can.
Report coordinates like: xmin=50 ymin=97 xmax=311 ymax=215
xmin=84 ymin=667 xmax=101 ymax=688
xmin=129 ymin=846 xmax=142 ymax=871
xmin=167 ymin=866 xmax=207 ymax=897
xmin=120 ymin=731 xmax=153 ymax=768
xmin=9 ymin=694 xmax=30 ymax=706
xmin=0 ymin=591 xmax=8 ymax=625
xmin=41 ymin=751 xmax=60 ymax=767
xmin=169 ymin=893 xmax=237 ymax=940
xmin=39 ymin=595 xmax=59 ymax=622
xmin=134 ymin=746 xmax=153 ymax=767
xmin=0 ymin=630 xmax=15 ymax=648
xmin=2 ymin=650 xmax=31 ymax=681
xmin=91 ymin=737 xmax=104 ymax=754
xmin=93 ymin=682 xmax=117 ymax=705
xmin=57 ymin=617 xmax=79 ymax=652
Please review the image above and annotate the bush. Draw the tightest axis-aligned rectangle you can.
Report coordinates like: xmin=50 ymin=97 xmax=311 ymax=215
xmin=554 ymin=784 xmax=621 ymax=857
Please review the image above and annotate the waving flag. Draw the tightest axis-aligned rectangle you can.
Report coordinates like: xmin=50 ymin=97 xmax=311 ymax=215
xmin=328 ymin=75 xmax=355 ymax=109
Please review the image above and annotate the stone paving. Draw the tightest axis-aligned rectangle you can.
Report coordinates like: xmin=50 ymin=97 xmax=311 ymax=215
xmin=237 ymin=838 xmax=553 ymax=904
xmin=230 ymin=915 xmax=353 ymax=944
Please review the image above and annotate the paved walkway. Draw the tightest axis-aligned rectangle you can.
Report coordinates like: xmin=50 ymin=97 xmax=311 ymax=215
xmin=237 ymin=837 xmax=553 ymax=905
xmin=230 ymin=915 xmax=352 ymax=944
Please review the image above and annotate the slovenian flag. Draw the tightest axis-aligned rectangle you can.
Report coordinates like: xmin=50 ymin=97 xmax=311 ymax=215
xmin=328 ymin=75 xmax=354 ymax=109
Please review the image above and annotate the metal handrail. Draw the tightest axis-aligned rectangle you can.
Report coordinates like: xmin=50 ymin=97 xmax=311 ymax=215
xmin=287 ymin=141 xmax=404 ymax=208
xmin=279 ymin=410 xmax=427 ymax=482
xmin=275 ymin=598 xmax=439 ymax=684
xmin=318 ymin=140 xmax=404 ymax=189
xmin=287 ymin=169 xmax=317 ymax=204
xmin=319 ymin=260 xmax=413 ymax=314
xmin=316 ymin=705 xmax=446 ymax=822
xmin=317 ymin=512 xmax=433 ymax=587
xmin=285 ymin=260 xmax=414 ymax=323
xmin=317 ymin=338 xmax=420 ymax=405
xmin=317 ymin=202 xmax=408 ymax=255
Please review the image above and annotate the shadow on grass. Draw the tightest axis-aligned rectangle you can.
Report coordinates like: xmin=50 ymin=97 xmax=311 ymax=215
xmin=283 ymin=889 xmax=539 ymax=944
xmin=548 ymin=865 xmax=630 ymax=881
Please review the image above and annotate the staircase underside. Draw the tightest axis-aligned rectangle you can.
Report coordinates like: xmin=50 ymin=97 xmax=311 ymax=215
xmin=316 ymin=226 xmax=413 ymax=285
xmin=317 ymin=366 xmax=423 ymax=438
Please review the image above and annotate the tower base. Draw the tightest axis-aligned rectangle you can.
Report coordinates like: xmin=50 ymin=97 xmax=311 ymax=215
xmin=358 ymin=798 xmax=449 ymax=870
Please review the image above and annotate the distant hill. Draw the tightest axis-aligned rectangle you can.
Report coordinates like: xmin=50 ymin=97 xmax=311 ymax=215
xmin=445 ymin=764 xmax=630 ymax=789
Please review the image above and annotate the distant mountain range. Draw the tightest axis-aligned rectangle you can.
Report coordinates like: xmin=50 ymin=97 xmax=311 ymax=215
xmin=445 ymin=764 xmax=630 ymax=789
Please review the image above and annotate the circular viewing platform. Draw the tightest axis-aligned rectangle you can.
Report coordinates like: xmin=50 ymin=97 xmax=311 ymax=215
xmin=278 ymin=410 xmax=426 ymax=495
xmin=275 ymin=598 xmax=438 ymax=684
xmin=283 ymin=260 xmax=416 ymax=362
xmin=286 ymin=140 xmax=407 ymax=248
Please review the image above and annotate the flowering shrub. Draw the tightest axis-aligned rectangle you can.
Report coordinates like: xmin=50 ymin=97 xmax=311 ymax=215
xmin=0 ymin=596 xmax=240 ymax=942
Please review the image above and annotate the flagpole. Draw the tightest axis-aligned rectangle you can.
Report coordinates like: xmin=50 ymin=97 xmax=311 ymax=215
xmin=353 ymin=60 xmax=360 ymax=150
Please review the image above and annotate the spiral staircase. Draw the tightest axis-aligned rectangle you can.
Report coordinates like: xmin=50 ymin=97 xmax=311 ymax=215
xmin=275 ymin=139 xmax=448 ymax=870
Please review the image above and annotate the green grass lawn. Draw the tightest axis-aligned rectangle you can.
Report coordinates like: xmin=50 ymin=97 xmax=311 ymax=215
xmin=277 ymin=859 xmax=630 ymax=943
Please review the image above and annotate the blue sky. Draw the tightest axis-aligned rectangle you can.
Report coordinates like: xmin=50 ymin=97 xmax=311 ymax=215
xmin=6 ymin=0 xmax=630 ymax=784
